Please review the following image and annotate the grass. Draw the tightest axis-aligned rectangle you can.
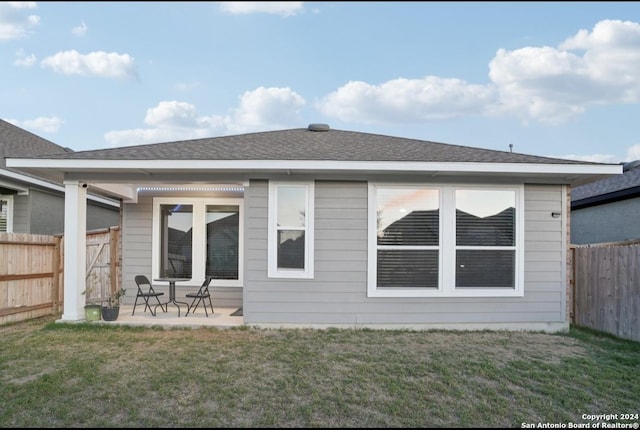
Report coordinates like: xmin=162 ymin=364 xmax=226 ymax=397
xmin=0 ymin=316 xmax=639 ymax=428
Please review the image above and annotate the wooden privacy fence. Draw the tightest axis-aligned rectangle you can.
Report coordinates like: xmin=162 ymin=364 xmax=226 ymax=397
xmin=0 ymin=233 xmax=61 ymax=324
xmin=571 ymin=240 xmax=640 ymax=342
xmin=0 ymin=226 xmax=120 ymax=325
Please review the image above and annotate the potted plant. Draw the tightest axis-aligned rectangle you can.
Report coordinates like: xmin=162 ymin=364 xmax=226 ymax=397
xmin=82 ymin=287 xmax=103 ymax=322
xmin=101 ymin=287 xmax=126 ymax=321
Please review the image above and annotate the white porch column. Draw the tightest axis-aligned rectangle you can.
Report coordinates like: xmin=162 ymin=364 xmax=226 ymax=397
xmin=61 ymin=181 xmax=87 ymax=321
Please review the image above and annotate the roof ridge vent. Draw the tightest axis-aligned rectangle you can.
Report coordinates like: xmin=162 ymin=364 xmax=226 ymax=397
xmin=308 ymin=123 xmax=330 ymax=132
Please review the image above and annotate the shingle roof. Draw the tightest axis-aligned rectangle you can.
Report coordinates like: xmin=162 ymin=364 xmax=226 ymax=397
xmin=18 ymin=127 xmax=598 ymax=165
xmin=572 ymin=161 xmax=640 ymax=203
xmin=0 ymin=119 xmax=72 ymax=169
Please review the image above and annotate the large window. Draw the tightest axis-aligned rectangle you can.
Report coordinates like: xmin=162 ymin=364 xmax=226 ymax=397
xmin=152 ymin=198 xmax=243 ymax=286
xmin=455 ymin=189 xmax=516 ymax=289
xmin=268 ymin=181 xmax=314 ymax=278
xmin=375 ymin=187 xmax=440 ymax=289
xmin=368 ymin=184 xmax=523 ymax=297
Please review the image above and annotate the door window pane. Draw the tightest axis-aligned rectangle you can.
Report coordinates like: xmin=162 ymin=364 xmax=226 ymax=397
xmin=160 ymin=204 xmax=193 ymax=278
xmin=206 ymin=205 xmax=239 ymax=280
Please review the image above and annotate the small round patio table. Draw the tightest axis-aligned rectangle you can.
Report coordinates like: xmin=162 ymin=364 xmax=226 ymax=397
xmin=154 ymin=277 xmax=190 ymax=317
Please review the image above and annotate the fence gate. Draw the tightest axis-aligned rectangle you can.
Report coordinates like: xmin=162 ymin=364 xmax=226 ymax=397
xmin=85 ymin=227 xmax=121 ymax=303
xmin=0 ymin=226 xmax=120 ymax=325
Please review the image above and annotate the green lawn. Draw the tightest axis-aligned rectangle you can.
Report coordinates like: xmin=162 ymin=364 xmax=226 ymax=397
xmin=1 ymin=315 xmax=638 ymax=428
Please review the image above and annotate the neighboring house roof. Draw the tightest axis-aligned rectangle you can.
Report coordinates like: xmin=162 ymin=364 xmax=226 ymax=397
xmin=6 ymin=124 xmax=623 ymax=201
xmin=0 ymin=119 xmax=118 ymax=206
xmin=0 ymin=119 xmax=73 ymax=195
xmin=571 ymin=160 xmax=640 ymax=209
xmin=0 ymin=119 xmax=72 ymax=169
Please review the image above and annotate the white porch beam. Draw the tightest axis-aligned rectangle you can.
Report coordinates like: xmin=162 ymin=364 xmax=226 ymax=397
xmin=88 ymin=183 xmax=138 ymax=203
xmin=60 ymin=180 xmax=87 ymax=321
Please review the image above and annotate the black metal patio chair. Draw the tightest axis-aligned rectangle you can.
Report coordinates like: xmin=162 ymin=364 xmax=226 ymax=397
xmin=132 ymin=275 xmax=167 ymax=316
xmin=185 ymin=276 xmax=214 ymax=317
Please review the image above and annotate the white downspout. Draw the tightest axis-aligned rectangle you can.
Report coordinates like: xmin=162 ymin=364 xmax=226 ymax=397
xmin=60 ymin=180 xmax=87 ymax=321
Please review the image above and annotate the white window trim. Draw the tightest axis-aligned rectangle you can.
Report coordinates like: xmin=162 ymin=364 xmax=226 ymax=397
xmin=151 ymin=197 xmax=244 ymax=287
xmin=268 ymin=181 xmax=314 ymax=279
xmin=368 ymin=183 xmax=524 ymax=298
xmin=0 ymin=195 xmax=13 ymax=233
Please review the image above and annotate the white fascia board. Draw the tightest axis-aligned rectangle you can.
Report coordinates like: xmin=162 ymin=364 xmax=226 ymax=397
xmin=6 ymin=158 xmax=624 ymax=176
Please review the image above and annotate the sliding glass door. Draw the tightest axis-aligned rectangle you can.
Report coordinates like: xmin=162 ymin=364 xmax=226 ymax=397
xmin=153 ymin=198 xmax=243 ymax=286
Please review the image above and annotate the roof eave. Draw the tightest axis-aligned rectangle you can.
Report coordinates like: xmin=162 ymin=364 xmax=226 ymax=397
xmin=5 ymin=158 xmax=623 ymax=186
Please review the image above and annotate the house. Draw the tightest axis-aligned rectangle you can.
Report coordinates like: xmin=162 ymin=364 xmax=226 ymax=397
xmin=6 ymin=124 xmax=622 ymax=331
xmin=0 ymin=119 xmax=120 ymax=234
xmin=571 ymin=160 xmax=640 ymax=244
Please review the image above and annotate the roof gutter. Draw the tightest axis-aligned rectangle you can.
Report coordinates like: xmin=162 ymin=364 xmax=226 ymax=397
xmin=5 ymin=158 xmax=624 ymax=175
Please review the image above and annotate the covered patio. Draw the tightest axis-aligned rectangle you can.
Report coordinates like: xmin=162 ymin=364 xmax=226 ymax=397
xmin=79 ymin=305 xmax=245 ymax=329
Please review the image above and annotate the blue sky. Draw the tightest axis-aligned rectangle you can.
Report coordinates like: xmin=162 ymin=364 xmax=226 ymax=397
xmin=2 ymin=2 xmax=640 ymax=163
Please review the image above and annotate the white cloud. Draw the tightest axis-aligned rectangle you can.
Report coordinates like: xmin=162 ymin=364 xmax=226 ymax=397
xmin=104 ymin=87 xmax=305 ymax=147
xmin=219 ymin=1 xmax=303 ymax=17
xmin=228 ymin=86 xmax=305 ymax=133
xmin=104 ymin=100 xmax=230 ymax=146
xmin=13 ymin=48 xmax=36 ymax=67
xmin=318 ymin=19 xmax=640 ymax=129
xmin=317 ymin=77 xmax=496 ymax=124
xmin=23 ymin=116 xmax=65 ymax=133
xmin=104 ymin=127 xmax=221 ymax=148
xmin=552 ymin=143 xmax=640 ymax=164
xmin=144 ymin=101 xmax=202 ymax=128
xmin=7 ymin=116 xmax=64 ymax=133
xmin=489 ymin=19 xmax=640 ymax=124
xmin=550 ymin=153 xmax=620 ymax=163
xmin=173 ymin=81 xmax=200 ymax=91
xmin=0 ymin=2 xmax=39 ymax=40
xmin=626 ymin=144 xmax=640 ymax=161
xmin=40 ymin=50 xmax=137 ymax=80
xmin=71 ymin=20 xmax=87 ymax=36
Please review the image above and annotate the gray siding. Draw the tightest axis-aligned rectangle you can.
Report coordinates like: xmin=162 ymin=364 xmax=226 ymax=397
xmin=571 ymin=197 xmax=640 ymax=244
xmin=119 ymin=180 xmax=568 ymax=330
xmin=244 ymin=180 xmax=568 ymax=330
xmin=122 ymin=197 xmax=153 ymax=303
xmin=86 ymin=202 xmax=120 ymax=232
xmin=10 ymin=188 xmax=119 ymax=235
xmin=12 ymin=194 xmax=28 ymax=233
xmin=29 ymin=189 xmax=65 ymax=234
